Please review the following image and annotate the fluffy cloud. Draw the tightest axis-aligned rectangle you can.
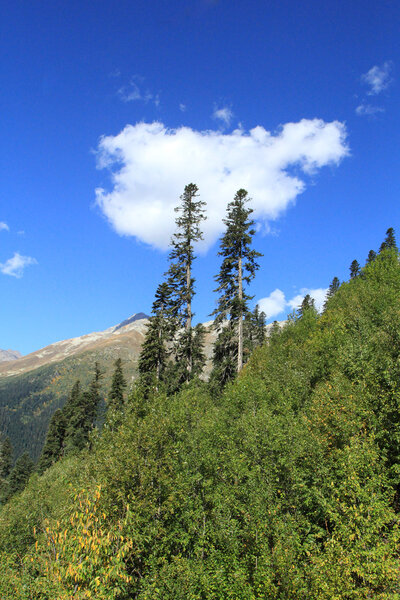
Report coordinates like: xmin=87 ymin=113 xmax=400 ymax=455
xmin=355 ymin=103 xmax=385 ymax=116
xmin=0 ymin=222 xmax=9 ymax=232
xmin=0 ymin=252 xmax=37 ymax=278
xmin=212 ymin=106 xmax=234 ymax=126
xmin=361 ymin=62 xmax=393 ymax=95
xmin=258 ymin=287 xmax=328 ymax=319
xmin=258 ymin=289 xmax=286 ymax=318
xmin=95 ymin=119 xmax=349 ymax=250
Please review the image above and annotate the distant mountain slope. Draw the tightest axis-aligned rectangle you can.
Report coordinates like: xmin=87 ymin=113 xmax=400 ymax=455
xmin=0 ymin=314 xmax=149 ymax=461
xmin=0 ymin=314 xmax=150 ymax=378
xmin=0 ymin=349 xmax=22 ymax=363
xmin=0 ymin=315 xmax=281 ymax=462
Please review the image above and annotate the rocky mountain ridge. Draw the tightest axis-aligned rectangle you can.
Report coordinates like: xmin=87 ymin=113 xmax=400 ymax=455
xmin=0 ymin=349 xmax=22 ymax=363
xmin=0 ymin=313 xmax=150 ymax=378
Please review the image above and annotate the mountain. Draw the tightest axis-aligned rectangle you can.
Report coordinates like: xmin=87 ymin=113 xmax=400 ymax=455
xmin=0 ymin=313 xmax=149 ymax=461
xmin=0 ymin=313 xmax=150 ymax=379
xmin=0 ymin=314 xmax=283 ymax=462
xmin=0 ymin=349 xmax=22 ymax=363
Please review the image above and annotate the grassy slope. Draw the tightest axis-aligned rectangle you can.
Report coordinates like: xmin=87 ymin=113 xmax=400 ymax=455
xmin=1 ymin=250 xmax=400 ymax=598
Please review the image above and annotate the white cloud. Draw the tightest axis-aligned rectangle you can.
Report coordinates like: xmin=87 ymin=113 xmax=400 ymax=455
xmin=212 ymin=106 xmax=233 ymax=126
xmin=258 ymin=287 xmax=328 ymax=319
xmin=0 ymin=252 xmax=37 ymax=278
xmin=179 ymin=103 xmax=187 ymax=112
xmin=361 ymin=62 xmax=393 ymax=95
xmin=0 ymin=222 xmax=9 ymax=232
xmin=355 ymin=103 xmax=385 ymax=116
xmin=95 ymin=119 xmax=349 ymax=250
xmin=258 ymin=289 xmax=286 ymax=319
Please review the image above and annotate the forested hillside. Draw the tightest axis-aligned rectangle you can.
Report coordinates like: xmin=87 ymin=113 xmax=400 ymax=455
xmin=0 ymin=348 xmax=135 ymax=462
xmin=1 ymin=246 xmax=400 ymax=598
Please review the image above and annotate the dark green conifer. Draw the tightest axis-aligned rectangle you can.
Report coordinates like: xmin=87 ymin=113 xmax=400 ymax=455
xmin=323 ymin=277 xmax=340 ymax=310
xmin=0 ymin=436 xmax=13 ymax=503
xmin=0 ymin=436 xmax=13 ymax=479
xmin=63 ymin=366 xmax=102 ymax=454
xmin=37 ymin=409 xmax=66 ymax=474
xmin=209 ymin=324 xmax=237 ymax=392
xmin=166 ymin=183 xmax=206 ymax=380
xmin=86 ymin=362 xmax=103 ymax=427
xmin=350 ymin=259 xmax=360 ymax=279
xmin=366 ymin=249 xmax=377 ymax=264
xmin=163 ymin=323 xmax=207 ymax=393
xmin=63 ymin=380 xmax=85 ymax=454
xmin=7 ymin=452 xmax=34 ymax=499
xmin=138 ymin=282 xmax=175 ymax=392
xmin=108 ymin=358 xmax=127 ymax=412
xmin=212 ymin=189 xmax=262 ymax=375
xmin=298 ymin=294 xmax=315 ymax=318
xmin=380 ymin=227 xmax=398 ymax=253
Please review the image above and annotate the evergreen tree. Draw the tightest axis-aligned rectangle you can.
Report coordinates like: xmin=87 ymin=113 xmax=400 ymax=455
xmin=209 ymin=323 xmax=237 ymax=392
xmin=138 ymin=282 xmax=175 ymax=392
xmin=63 ymin=366 xmax=102 ymax=454
xmin=166 ymin=183 xmax=206 ymax=381
xmin=0 ymin=436 xmax=12 ymax=479
xmin=0 ymin=436 xmax=13 ymax=503
xmin=7 ymin=452 xmax=34 ymax=499
xmin=244 ymin=305 xmax=266 ymax=360
xmin=380 ymin=227 xmax=398 ymax=253
xmin=163 ymin=323 xmax=207 ymax=394
xmin=350 ymin=259 xmax=360 ymax=279
xmin=297 ymin=293 xmax=316 ymax=318
xmin=108 ymin=358 xmax=127 ymax=412
xmin=366 ymin=249 xmax=377 ymax=264
xmin=63 ymin=380 xmax=85 ymax=454
xmin=37 ymin=409 xmax=66 ymax=474
xmin=212 ymin=189 xmax=262 ymax=374
xmin=323 ymin=276 xmax=340 ymax=310
xmin=87 ymin=362 xmax=103 ymax=427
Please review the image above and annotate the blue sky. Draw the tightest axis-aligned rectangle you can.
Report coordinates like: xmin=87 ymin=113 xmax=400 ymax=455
xmin=1 ymin=0 xmax=399 ymax=355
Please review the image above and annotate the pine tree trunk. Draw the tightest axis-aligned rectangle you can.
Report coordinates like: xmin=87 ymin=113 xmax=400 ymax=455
xmin=156 ymin=314 xmax=162 ymax=387
xmin=186 ymin=262 xmax=192 ymax=376
xmin=237 ymin=255 xmax=243 ymax=372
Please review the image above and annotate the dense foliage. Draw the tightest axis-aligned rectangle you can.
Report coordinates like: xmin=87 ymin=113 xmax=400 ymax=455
xmin=1 ymin=244 xmax=400 ymax=597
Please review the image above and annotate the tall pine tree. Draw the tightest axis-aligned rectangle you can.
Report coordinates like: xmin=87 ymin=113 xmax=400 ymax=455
xmin=138 ymin=282 xmax=175 ymax=392
xmin=212 ymin=189 xmax=262 ymax=375
xmin=165 ymin=183 xmax=206 ymax=381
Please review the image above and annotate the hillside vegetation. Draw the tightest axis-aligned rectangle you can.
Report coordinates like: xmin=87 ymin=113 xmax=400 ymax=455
xmin=1 ymin=248 xmax=400 ymax=598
